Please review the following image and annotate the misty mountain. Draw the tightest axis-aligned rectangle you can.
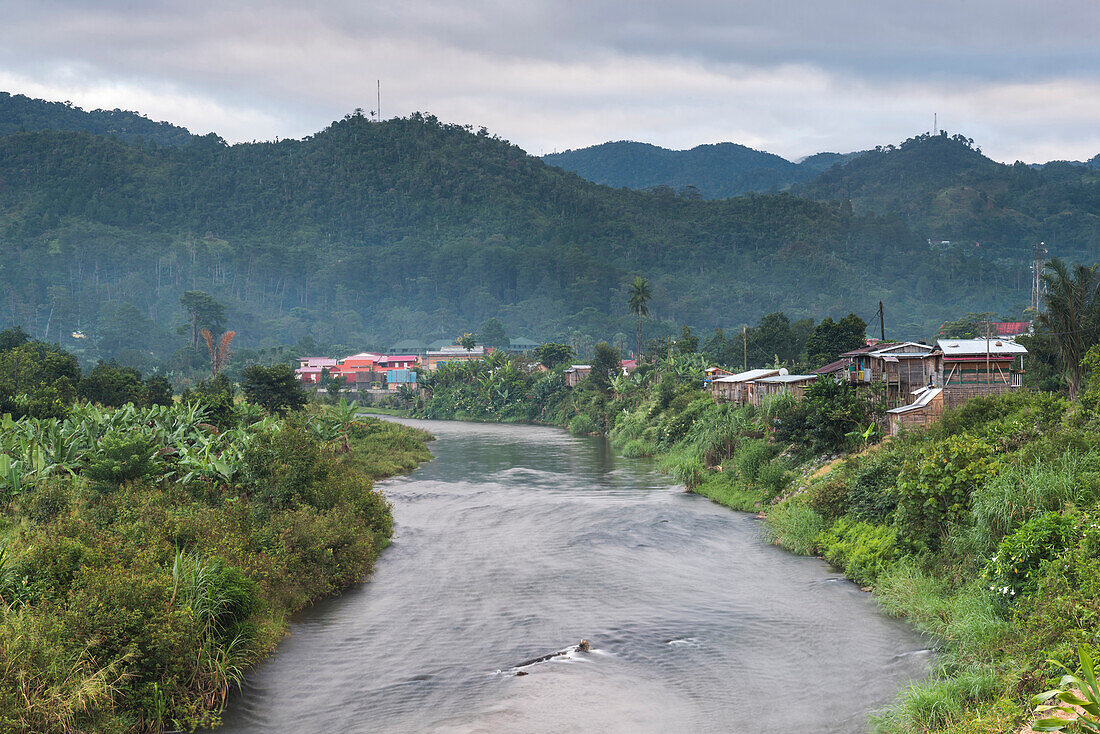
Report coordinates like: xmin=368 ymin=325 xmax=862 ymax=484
xmin=542 ymin=141 xmax=866 ymax=199
xmin=795 ymin=132 xmax=1100 ymax=258
xmin=0 ymin=91 xmax=193 ymax=147
xmin=0 ymin=103 xmax=1028 ymax=369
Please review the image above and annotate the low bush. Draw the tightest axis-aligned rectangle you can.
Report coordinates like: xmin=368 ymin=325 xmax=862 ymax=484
xmin=895 ymin=435 xmax=996 ymax=554
xmin=847 ymin=453 xmax=900 ymax=522
xmin=765 ymin=502 xmax=827 ymax=555
xmin=985 ymin=511 xmax=1078 ymax=600
xmin=815 ymin=517 xmax=898 ymax=585
xmin=568 ymin=413 xmax=597 ymax=436
xmin=734 ymin=438 xmax=776 ymax=482
xmin=756 ymin=461 xmax=793 ymax=501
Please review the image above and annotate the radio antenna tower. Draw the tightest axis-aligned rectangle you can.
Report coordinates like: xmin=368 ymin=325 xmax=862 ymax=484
xmin=1031 ymin=241 xmax=1048 ymax=312
xmin=377 ymin=80 xmax=381 ymax=122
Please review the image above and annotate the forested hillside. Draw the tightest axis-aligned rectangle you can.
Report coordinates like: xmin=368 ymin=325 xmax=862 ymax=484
xmin=542 ymin=141 xmax=806 ymax=198
xmin=0 ymin=92 xmax=193 ymax=146
xmin=0 ymin=100 xmax=1036 ymax=376
xmin=796 ymin=132 xmax=1100 ymax=258
xmin=542 ymin=142 xmax=868 ymax=198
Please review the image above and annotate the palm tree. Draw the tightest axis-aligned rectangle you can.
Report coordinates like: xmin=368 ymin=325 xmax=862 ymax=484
xmin=1038 ymin=258 xmax=1100 ymax=398
xmin=627 ymin=276 xmax=652 ymax=358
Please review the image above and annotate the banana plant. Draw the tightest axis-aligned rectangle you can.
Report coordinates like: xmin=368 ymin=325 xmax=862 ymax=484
xmin=1032 ymin=646 xmax=1100 ymax=731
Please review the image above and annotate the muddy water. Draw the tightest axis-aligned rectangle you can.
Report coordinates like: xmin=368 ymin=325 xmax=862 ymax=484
xmin=219 ymin=419 xmax=930 ymax=733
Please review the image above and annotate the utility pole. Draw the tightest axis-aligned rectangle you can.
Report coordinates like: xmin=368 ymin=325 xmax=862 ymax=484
xmin=377 ymin=80 xmax=381 ymax=122
xmin=1032 ymin=241 xmax=1048 ymax=312
xmin=742 ymin=326 xmax=748 ymax=372
xmin=878 ymin=301 xmax=885 ymax=341
xmin=990 ymin=316 xmax=998 ymax=385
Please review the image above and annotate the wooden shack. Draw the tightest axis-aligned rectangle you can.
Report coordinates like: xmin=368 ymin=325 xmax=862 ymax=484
xmin=707 ymin=368 xmax=780 ymax=404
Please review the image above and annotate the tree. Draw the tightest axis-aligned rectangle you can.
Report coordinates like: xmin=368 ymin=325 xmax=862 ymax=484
xmin=456 ymin=333 xmax=477 ymax=350
xmin=532 ymin=342 xmax=574 ymax=369
xmin=201 ymin=329 xmax=236 ymax=378
xmin=589 ymin=342 xmax=622 ymax=393
xmin=627 ymin=276 xmax=652 ymax=357
xmin=78 ymin=360 xmax=144 ymax=407
xmin=478 ymin=318 xmax=509 ymax=348
xmin=0 ymin=326 xmax=30 ymax=351
xmin=676 ymin=326 xmax=698 ymax=355
xmin=1037 ymin=258 xmax=1100 ymax=398
xmin=143 ymin=375 xmax=174 ymax=406
xmin=936 ymin=312 xmax=996 ymax=340
xmin=179 ymin=291 xmax=226 ymax=350
xmin=748 ymin=312 xmax=802 ymax=366
xmin=241 ymin=364 xmax=308 ymax=415
xmin=804 ymin=313 xmax=867 ymax=366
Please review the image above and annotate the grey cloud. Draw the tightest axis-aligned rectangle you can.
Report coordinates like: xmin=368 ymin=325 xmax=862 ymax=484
xmin=1 ymin=1 xmax=1099 ymax=161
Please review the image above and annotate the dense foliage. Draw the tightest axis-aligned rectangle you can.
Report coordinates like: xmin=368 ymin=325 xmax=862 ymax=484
xmin=0 ymin=92 xmax=193 ymax=147
xmin=0 ymin=99 xmax=1036 ymax=372
xmin=542 ymin=140 xmax=848 ymax=198
xmin=0 ymin=379 xmax=431 ymax=732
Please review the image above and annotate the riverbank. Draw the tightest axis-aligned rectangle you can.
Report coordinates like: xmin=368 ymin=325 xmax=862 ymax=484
xmin=0 ymin=403 xmax=433 ymax=733
xmin=413 ymin=352 xmax=1100 ymax=733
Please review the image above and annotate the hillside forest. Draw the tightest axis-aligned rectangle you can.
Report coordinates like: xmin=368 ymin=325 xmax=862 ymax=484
xmin=0 ymin=94 xmax=1074 ymax=385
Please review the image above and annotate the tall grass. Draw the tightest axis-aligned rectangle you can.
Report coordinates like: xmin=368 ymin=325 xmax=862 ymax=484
xmin=953 ymin=450 xmax=1100 ymax=558
xmin=763 ymin=502 xmax=827 ymax=555
xmin=873 ymin=667 xmax=1001 ymax=733
xmin=692 ymin=472 xmax=762 ymax=512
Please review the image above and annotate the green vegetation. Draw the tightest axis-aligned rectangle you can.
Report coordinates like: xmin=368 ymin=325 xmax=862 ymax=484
xmin=0 ymin=96 xmax=1038 ymax=374
xmin=542 ymin=139 xmax=859 ymax=199
xmin=0 ymin=335 xmax=433 ymax=732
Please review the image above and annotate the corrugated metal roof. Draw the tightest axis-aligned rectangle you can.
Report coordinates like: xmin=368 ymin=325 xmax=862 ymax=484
xmin=756 ymin=374 xmax=818 ymax=384
xmin=936 ymin=338 xmax=1027 ymax=356
xmin=888 ymin=387 xmax=943 ymax=414
xmin=711 ymin=368 xmax=780 ymax=383
xmin=811 ymin=359 xmax=848 ymax=375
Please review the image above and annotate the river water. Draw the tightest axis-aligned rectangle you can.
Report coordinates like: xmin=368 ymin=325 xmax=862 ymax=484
xmin=219 ymin=419 xmax=930 ymax=733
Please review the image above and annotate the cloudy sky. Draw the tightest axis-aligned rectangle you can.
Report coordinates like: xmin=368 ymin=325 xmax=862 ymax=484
xmin=2 ymin=1 xmax=1099 ymax=162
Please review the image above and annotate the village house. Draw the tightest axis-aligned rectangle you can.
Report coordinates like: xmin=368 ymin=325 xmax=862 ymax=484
xmin=425 ymin=346 xmax=487 ymax=371
xmin=935 ymin=338 xmax=1026 ymax=398
xmin=885 ymin=338 xmax=1027 ymax=435
xmin=388 ymin=340 xmax=428 ymax=357
xmin=506 ymin=337 xmax=541 ymax=354
xmin=295 ymin=357 xmax=339 ymax=384
xmin=752 ymin=373 xmax=820 ymax=407
xmin=564 ymin=364 xmax=591 ymax=387
xmin=840 ymin=341 xmax=939 ymax=397
xmin=886 ymin=387 xmax=945 ymax=435
xmin=707 ymin=368 xmax=781 ymax=404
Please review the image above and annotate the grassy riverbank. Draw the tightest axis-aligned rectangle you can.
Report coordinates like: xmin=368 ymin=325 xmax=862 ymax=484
xmin=0 ymin=402 xmax=432 ymax=733
xmin=414 ymin=351 xmax=1099 ymax=732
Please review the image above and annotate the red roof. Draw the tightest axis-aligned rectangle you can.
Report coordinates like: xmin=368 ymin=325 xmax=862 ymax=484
xmin=993 ymin=322 xmax=1030 ymax=336
xmin=812 ymin=359 xmax=848 ymax=375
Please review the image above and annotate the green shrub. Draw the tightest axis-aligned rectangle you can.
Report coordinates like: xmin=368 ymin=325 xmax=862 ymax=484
xmin=84 ymin=432 xmax=160 ymax=489
xmin=895 ymin=435 xmax=996 ymax=553
xmin=735 ymin=438 xmax=775 ymax=482
xmin=985 ymin=511 xmax=1078 ymax=600
xmin=815 ymin=518 xmax=898 ymax=585
xmin=874 ymin=666 xmax=1000 ymax=733
xmin=242 ymin=424 xmax=331 ymax=513
xmin=756 ymin=461 xmax=793 ymax=501
xmin=765 ymin=502 xmax=827 ymax=555
xmin=692 ymin=472 xmax=761 ymax=511
xmin=847 ymin=453 xmax=900 ymax=522
xmin=568 ymin=413 xmax=597 ymax=436
xmin=619 ymin=438 xmax=654 ymax=458
xmin=964 ymin=451 xmax=1100 ymax=556
xmin=661 ymin=450 xmax=705 ymax=489
xmin=801 ymin=475 xmax=850 ymax=519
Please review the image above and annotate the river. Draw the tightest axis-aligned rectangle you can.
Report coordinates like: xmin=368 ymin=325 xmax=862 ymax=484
xmin=219 ymin=419 xmax=931 ymax=733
